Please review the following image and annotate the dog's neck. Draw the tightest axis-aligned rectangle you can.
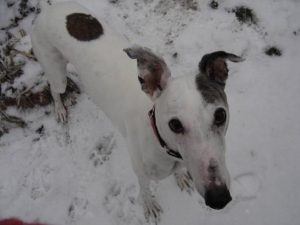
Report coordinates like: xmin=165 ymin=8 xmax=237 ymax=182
xmin=148 ymin=106 xmax=183 ymax=160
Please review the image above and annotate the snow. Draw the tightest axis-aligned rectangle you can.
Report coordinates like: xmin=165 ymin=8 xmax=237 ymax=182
xmin=1 ymin=0 xmax=300 ymax=225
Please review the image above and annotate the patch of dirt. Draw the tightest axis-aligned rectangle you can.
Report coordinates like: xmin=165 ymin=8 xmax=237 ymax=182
xmin=154 ymin=0 xmax=198 ymax=14
xmin=209 ymin=0 xmax=219 ymax=10
xmin=264 ymin=46 xmax=282 ymax=57
xmin=231 ymin=6 xmax=258 ymax=25
xmin=0 ymin=52 xmax=25 ymax=84
xmin=293 ymin=29 xmax=300 ymax=36
xmin=0 ymin=77 xmax=80 ymax=111
xmin=0 ymin=110 xmax=26 ymax=137
xmin=108 ymin=0 xmax=119 ymax=4
xmin=1 ymin=0 xmax=39 ymax=31
xmin=172 ymin=52 xmax=178 ymax=58
xmin=0 ymin=0 xmax=80 ymax=137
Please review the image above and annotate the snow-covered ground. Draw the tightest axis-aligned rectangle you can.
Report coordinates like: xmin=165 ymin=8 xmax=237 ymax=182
xmin=0 ymin=0 xmax=300 ymax=224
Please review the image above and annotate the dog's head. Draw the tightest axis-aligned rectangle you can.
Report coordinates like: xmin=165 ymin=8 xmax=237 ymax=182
xmin=124 ymin=46 xmax=243 ymax=210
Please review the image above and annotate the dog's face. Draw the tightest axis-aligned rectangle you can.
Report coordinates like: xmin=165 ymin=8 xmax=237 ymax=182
xmin=156 ymin=75 xmax=231 ymax=209
xmin=124 ymin=47 xmax=243 ymax=210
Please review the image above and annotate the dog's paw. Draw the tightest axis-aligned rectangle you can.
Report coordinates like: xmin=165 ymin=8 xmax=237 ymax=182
xmin=54 ymin=102 xmax=68 ymax=123
xmin=141 ymin=195 xmax=163 ymax=225
xmin=174 ymin=169 xmax=194 ymax=194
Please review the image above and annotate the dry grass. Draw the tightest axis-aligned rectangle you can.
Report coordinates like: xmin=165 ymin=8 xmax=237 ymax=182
xmin=0 ymin=77 xmax=80 ymax=111
xmin=0 ymin=0 xmax=78 ymax=136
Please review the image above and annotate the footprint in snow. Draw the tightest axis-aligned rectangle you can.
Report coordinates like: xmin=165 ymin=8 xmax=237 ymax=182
xmin=198 ymin=172 xmax=262 ymax=211
xmin=89 ymin=133 xmax=115 ymax=167
xmin=24 ymin=165 xmax=53 ymax=200
xmin=103 ymin=181 xmax=143 ymax=225
xmin=68 ymin=196 xmax=89 ymax=221
xmin=232 ymin=172 xmax=261 ymax=201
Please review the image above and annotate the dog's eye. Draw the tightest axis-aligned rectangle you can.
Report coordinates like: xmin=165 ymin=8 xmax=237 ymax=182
xmin=214 ymin=108 xmax=226 ymax=126
xmin=169 ymin=119 xmax=184 ymax=134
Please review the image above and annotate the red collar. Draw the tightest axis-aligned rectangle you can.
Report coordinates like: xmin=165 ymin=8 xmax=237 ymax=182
xmin=148 ymin=106 xmax=183 ymax=160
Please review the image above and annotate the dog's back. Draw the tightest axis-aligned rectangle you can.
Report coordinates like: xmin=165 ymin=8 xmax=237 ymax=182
xmin=31 ymin=2 xmax=148 ymax=132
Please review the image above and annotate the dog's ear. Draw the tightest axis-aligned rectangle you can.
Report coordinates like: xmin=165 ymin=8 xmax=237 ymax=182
xmin=124 ymin=46 xmax=171 ymax=100
xmin=199 ymin=51 xmax=244 ymax=86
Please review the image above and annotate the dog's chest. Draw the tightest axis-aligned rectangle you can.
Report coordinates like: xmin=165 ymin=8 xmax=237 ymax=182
xmin=142 ymin=145 xmax=177 ymax=180
xmin=144 ymin=161 xmax=175 ymax=180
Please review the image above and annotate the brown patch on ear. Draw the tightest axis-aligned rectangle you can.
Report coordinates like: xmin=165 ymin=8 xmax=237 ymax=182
xmin=196 ymin=51 xmax=243 ymax=103
xmin=124 ymin=46 xmax=171 ymax=99
xmin=141 ymin=64 xmax=163 ymax=95
xmin=206 ymin=58 xmax=229 ymax=84
xmin=66 ymin=13 xmax=103 ymax=41
xmin=199 ymin=51 xmax=244 ymax=85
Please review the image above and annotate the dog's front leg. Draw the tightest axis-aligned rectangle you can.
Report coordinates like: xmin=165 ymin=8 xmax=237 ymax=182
xmin=137 ymin=175 xmax=163 ymax=224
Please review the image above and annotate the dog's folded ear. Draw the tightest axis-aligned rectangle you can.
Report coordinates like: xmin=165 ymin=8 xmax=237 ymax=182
xmin=199 ymin=51 xmax=244 ymax=86
xmin=124 ymin=46 xmax=171 ymax=100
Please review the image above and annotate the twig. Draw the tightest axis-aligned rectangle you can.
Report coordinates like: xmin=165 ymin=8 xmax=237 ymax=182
xmin=0 ymin=110 xmax=27 ymax=128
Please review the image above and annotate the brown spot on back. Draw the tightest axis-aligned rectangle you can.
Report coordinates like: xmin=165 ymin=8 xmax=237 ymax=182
xmin=66 ymin=13 xmax=103 ymax=41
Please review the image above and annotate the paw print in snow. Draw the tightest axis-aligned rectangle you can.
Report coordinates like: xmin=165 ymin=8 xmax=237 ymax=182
xmin=103 ymin=182 xmax=141 ymax=224
xmin=232 ymin=172 xmax=261 ymax=201
xmin=68 ymin=197 xmax=89 ymax=221
xmin=24 ymin=165 xmax=53 ymax=200
xmin=89 ymin=134 xmax=115 ymax=167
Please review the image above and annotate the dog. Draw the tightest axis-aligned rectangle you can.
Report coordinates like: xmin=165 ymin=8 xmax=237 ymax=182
xmin=31 ymin=2 xmax=243 ymax=223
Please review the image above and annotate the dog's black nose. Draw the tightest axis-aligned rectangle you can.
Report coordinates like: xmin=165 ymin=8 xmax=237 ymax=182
xmin=204 ymin=185 xmax=232 ymax=210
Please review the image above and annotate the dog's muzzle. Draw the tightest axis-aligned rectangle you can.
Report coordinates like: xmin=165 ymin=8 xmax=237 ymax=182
xmin=204 ymin=185 xmax=232 ymax=210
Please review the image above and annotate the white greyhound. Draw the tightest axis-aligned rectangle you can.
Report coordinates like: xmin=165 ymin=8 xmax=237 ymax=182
xmin=31 ymin=2 xmax=243 ymax=224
